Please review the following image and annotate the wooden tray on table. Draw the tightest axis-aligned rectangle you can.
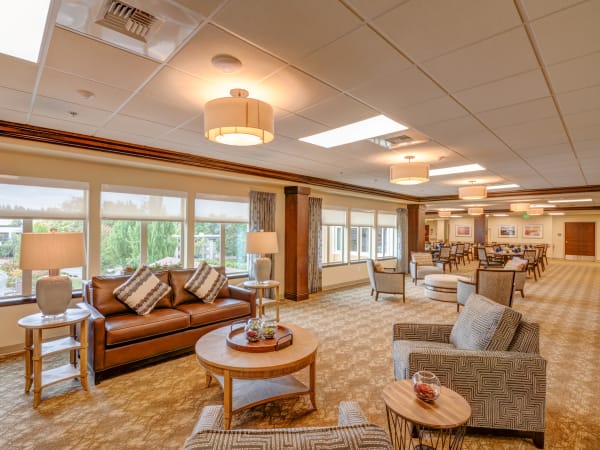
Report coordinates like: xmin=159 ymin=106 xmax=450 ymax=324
xmin=226 ymin=322 xmax=293 ymax=353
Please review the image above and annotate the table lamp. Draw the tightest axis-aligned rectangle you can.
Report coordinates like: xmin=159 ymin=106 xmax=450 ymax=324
xmin=20 ymin=232 xmax=86 ymax=317
xmin=246 ymin=231 xmax=278 ymax=283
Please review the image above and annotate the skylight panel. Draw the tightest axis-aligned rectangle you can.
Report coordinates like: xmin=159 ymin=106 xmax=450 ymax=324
xmin=486 ymin=184 xmax=520 ymax=190
xmin=429 ymin=164 xmax=485 ymax=176
xmin=299 ymin=115 xmax=408 ymax=148
xmin=0 ymin=0 xmax=51 ymax=63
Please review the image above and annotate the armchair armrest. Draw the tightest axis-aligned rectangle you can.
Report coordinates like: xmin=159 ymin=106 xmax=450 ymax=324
xmin=191 ymin=405 xmax=224 ymax=434
xmin=392 ymin=323 xmax=452 ymax=343
xmin=337 ymin=401 xmax=369 ymax=426
xmin=457 ymin=279 xmax=476 ymax=308
xmin=228 ymin=285 xmax=257 ymax=317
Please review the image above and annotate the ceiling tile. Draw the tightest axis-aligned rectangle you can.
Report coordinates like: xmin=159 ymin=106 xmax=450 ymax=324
xmin=29 ymin=114 xmax=98 ymax=135
xmin=168 ymin=24 xmax=286 ymax=84
xmin=32 ymin=96 xmax=113 ymax=126
xmin=174 ymin=0 xmax=225 ymax=18
xmin=546 ymin=51 xmax=600 ymax=93
xmin=37 ymin=68 xmax=132 ymax=112
xmin=373 ymin=0 xmax=521 ymax=62
xmin=0 ymin=87 xmax=32 ymax=113
xmin=120 ymin=93 xmax=200 ymax=127
xmin=45 ymin=28 xmax=159 ymax=90
xmin=516 ymin=142 xmax=572 ymax=158
xmin=520 ymin=0 xmax=583 ymax=20
xmin=557 ymin=85 xmax=600 ymax=115
xmin=0 ymin=109 xmax=28 ymax=123
xmin=103 ymin=114 xmax=174 ymax=139
xmin=393 ymin=96 xmax=469 ymax=128
xmin=573 ymin=139 xmax=600 ymax=158
xmin=297 ymin=25 xmax=411 ymax=91
xmin=0 ymin=55 xmax=38 ymax=92
xmin=477 ymin=97 xmax=557 ymax=129
xmin=349 ymin=67 xmax=446 ymax=115
xmin=455 ymin=69 xmax=550 ymax=113
xmin=260 ymin=67 xmax=339 ymax=113
xmin=297 ymin=94 xmax=377 ymax=128
xmin=424 ymin=27 xmax=538 ymax=92
xmin=213 ymin=0 xmax=361 ymax=63
xmin=494 ymin=116 xmax=569 ymax=149
xmin=345 ymin=0 xmax=409 ymax=19
xmin=530 ymin=1 xmax=600 ymax=66
xmin=275 ymin=114 xmax=327 ymax=140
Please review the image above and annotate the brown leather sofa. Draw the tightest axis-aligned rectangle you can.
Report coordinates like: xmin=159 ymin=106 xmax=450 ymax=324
xmin=81 ymin=267 xmax=256 ymax=383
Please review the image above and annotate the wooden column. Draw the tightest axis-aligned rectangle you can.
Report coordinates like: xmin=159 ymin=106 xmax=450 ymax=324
xmin=284 ymin=186 xmax=310 ymax=301
xmin=473 ymin=215 xmax=486 ymax=244
xmin=407 ymin=204 xmax=426 ymax=256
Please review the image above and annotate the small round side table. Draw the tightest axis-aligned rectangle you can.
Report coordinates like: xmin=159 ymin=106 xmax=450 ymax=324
xmin=18 ymin=308 xmax=90 ymax=407
xmin=242 ymin=280 xmax=281 ymax=321
xmin=383 ymin=380 xmax=471 ymax=450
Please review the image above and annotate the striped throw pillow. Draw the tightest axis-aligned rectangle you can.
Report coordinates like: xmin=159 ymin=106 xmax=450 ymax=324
xmin=185 ymin=262 xmax=228 ymax=304
xmin=113 ymin=266 xmax=172 ymax=315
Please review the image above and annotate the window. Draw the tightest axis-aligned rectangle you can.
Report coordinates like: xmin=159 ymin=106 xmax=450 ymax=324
xmin=350 ymin=210 xmax=374 ymax=262
xmin=100 ymin=185 xmax=185 ymax=275
xmin=321 ymin=208 xmax=347 ymax=265
xmin=0 ymin=177 xmax=88 ymax=299
xmin=195 ymin=197 xmax=249 ymax=276
xmin=377 ymin=212 xmax=397 ymax=258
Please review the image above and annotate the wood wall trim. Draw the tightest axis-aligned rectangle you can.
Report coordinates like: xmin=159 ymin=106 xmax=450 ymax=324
xmin=0 ymin=120 xmax=420 ymax=202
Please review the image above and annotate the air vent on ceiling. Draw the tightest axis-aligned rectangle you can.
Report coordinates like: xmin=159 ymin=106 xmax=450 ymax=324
xmin=386 ymin=134 xmax=414 ymax=146
xmin=96 ymin=1 xmax=157 ymax=42
xmin=369 ymin=131 xmax=429 ymax=150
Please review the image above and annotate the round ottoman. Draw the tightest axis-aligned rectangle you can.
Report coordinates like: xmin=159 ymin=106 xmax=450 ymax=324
xmin=423 ymin=274 xmax=471 ymax=302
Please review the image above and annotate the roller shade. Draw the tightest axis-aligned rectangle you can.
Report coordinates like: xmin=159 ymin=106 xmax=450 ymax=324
xmin=378 ymin=212 xmax=397 ymax=227
xmin=322 ymin=208 xmax=347 ymax=226
xmin=350 ymin=210 xmax=374 ymax=227
xmin=101 ymin=185 xmax=186 ymax=220
xmin=195 ymin=197 xmax=249 ymax=222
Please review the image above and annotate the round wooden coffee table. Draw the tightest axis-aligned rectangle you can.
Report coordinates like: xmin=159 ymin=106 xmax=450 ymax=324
xmin=195 ymin=323 xmax=318 ymax=429
xmin=383 ymin=380 xmax=471 ymax=450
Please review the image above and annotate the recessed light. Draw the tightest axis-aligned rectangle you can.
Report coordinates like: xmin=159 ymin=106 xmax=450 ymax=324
xmin=547 ymin=198 xmax=592 ymax=203
xmin=429 ymin=164 xmax=485 ymax=176
xmin=486 ymin=184 xmax=520 ymax=190
xmin=299 ymin=115 xmax=408 ymax=148
xmin=0 ymin=1 xmax=51 ymax=63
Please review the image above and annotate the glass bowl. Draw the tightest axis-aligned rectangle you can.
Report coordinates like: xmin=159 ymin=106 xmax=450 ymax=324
xmin=412 ymin=371 xmax=441 ymax=402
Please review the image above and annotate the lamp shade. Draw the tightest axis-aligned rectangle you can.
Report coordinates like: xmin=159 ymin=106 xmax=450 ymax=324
xmin=527 ymin=208 xmax=544 ymax=215
xmin=389 ymin=162 xmax=429 ymax=185
xmin=246 ymin=231 xmax=278 ymax=255
xmin=458 ymin=185 xmax=487 ymax=200
xmin=467 ymin=207 xmax=484 ymax=215
xmin=204 ymin=89 xmax=274 ymax=146
xmin=510 ymin=203 xmax=529 ymax=212
xmin=20 ymin=232 xmax=85 ymax=270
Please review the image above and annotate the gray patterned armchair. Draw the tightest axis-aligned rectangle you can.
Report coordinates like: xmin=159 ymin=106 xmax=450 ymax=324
xmin=183 ymin=401 xmax=392 ymax=450
xmin=392 ymin=294 xmax=546 ymax=448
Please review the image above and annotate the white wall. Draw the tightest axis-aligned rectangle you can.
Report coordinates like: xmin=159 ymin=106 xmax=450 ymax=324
xmin=550 ymin=214 xmax=600 ymax=260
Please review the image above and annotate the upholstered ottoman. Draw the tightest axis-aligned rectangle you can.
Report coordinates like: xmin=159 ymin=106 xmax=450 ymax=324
xmin=423 ymin=274 xmax=471 ymax=302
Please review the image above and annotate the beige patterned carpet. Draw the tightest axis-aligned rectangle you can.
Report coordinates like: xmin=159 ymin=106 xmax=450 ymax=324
xmin=1 ymin=259 xmax=599 ymax=449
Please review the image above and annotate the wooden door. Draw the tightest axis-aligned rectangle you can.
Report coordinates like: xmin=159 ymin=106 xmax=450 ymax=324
xmin=565 ymin=222 xmax=595 ymax=260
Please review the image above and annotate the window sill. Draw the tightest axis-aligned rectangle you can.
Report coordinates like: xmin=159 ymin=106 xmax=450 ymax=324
xmin=0 ymin=290 xmax=83 ymax=308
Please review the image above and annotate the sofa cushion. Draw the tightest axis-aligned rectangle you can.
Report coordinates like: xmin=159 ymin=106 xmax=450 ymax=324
xmin=185 ymin=262 xmax=228 ymax=304
xmin=392 ymin=339 xmax=456 ymax=380
xmin=113 ymin=266 xmax=172 ymax=315
xmin=177 ymin=298 xmax=251 ymax=327
xmin=450 ymin=294 xmax=522 ymax=351
xmin=105 ymin=308 xmax=190 ymax=346
xmin=183 ymin=424 xmax=393 ymax=450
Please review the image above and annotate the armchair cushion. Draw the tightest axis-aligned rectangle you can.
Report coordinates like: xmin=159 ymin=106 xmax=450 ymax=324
xmin=449 ymin=294 xmax=522 ymax=351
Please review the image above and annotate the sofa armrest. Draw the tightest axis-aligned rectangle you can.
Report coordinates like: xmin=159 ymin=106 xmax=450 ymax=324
xmin=191 ymin=405 xmax=224 ymax=434
xmin=228 ymin=285 xmax=257 ymax=317
xmin=77 ymin=301 xmax=107 ymax=373
xmin=338 ymin=401 xmax=368 ymax=426
xmin=392 ymin=323 xmax=453 ymax=343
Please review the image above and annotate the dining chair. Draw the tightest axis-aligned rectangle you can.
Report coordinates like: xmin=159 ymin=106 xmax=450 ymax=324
xmin=523 ymin=249 xmax=541 ymax=280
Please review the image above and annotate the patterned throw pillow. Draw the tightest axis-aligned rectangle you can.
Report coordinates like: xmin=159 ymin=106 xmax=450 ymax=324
xmin=450 ymin=293 xmax=522 ymax=351
xmin=184 ymin=262 xmax=228 ymax=304
xmin=113 ymin=266 xmax=172 ymax=315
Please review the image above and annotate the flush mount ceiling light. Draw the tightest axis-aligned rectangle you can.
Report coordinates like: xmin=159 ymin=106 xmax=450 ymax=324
xmin=438 ymin=211 xmax=452 ymax=218
xmin=389 ymin=156 xmax=429 ymax=185
xmin=510 ymin=203 xmax=530 ymax=212
xmin=468 ymin=207 xmax=484 ymax=215
xmin=204 ymin=88 xmax=274 ymax=146
xmin=458 ymin=181 xmax=487 ymax=200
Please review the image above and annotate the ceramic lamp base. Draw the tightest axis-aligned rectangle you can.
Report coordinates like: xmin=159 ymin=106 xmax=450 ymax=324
xmin=254 ymin=257 xmax=271 ymax=283
xmin=36 ymin=275 xmax=72 ymax=317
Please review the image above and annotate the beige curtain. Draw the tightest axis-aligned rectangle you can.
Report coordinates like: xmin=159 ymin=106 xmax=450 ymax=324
xmin=397 ymin=208 xmax=408 ymax=273
xmin=308 ymin=197 xmax=322 ymax=293
xmin=249 ymin=191 xmax=276 ymax=281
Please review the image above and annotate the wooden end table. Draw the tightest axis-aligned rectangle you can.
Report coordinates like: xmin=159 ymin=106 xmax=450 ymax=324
xmin=242 ymin=280 xmax=281 ymax=321
xmin=195 ymin=323 xmax=318 ymax=429
xmin=383 ymin=380 xmax=471 ymax=450
xmin=17 ymin=308 xmax=90 ymax=407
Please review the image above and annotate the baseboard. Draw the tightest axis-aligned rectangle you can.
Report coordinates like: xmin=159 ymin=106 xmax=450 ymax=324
xmin=0 ymin=344 xmax=24 ymax=358
xmin=322 ymin=279 xmax=369 ymax=292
